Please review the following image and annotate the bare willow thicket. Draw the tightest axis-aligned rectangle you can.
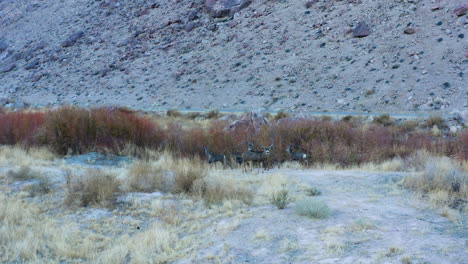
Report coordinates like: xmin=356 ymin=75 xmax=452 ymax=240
xmin=0 ymin=107 xmax=466 ymax=166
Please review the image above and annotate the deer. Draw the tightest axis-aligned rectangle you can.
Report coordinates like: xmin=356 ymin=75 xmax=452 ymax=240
xmin=203 ymin=146 xmax=232 ymax=169
xmin=286 ymin=144 xmax=309 ymax=167
xmin=242 ymin=143 xmax=273 ymax=172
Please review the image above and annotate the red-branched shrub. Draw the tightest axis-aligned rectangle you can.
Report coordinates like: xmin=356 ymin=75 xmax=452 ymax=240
xmin=43 ymin=107 xmax=164 ymax=155
xmin=0 ymin=110 xmax=45 ymax=146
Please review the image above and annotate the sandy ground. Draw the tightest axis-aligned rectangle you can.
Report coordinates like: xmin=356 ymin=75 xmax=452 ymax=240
xmin=175 ymin=169 xmax=467 ymax=264
xmin=1 ymin=158 xmax=466 ymax=263
xmin=0 ymin=0 xmax=467 ymax=113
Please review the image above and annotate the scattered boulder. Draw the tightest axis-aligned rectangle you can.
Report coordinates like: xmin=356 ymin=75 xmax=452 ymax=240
xmin=305 ymin=0 xmax=318 ymax=9
xmin=61 ymin=31 xmax=85 ymax=47
xmin=454 ymin=4 xmax=468 ymax=16
xmin=24 ymin=59 xmax=40 ymax=70
xmin=185 ymin=22 xmax=197 ymax=32
xmin=224 ymin=111 xmax=271 ymax=132
xmin=404 ymin=27 xmax=416 ymax=34
xmin=0 ymin=39 xmax=8 ymax=53
xmin=0 ymin=63 xmax=16 ymax=73
xmin=0 ymin=97 xmax=9 ymax=106
xmin=205 ymin=0 xmax=252 ymax=18
xmin=353 ymin=22 xmax=371 ymax=38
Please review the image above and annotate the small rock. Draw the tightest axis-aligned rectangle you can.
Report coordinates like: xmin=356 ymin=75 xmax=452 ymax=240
xmin=61 ymin=31 xmax=85 ymax=47
xmin=353 ymin=22 xmax=371 ymax=38
xmin=404 ymin=27 xmax=416 ymax=34
xmin=0 ymin=63 xmax=15 ymax=72
xmin=449 ymin=126 xmax=458 ymax=134
xmin=185 ymin=22 xmax=197 ymax=32
xmin=454 ymin=4 xmax=468 ymax=16
xmin=305 ymin=0 xmax=318 ymax=9
xmin=205 ymin=0 xmax=252 ymax=18
xmin=24 ymin=59 xmax=40 ymax=70
xmin=0 ymin=97 xmax=9 ymax=106
xmin=0 ymin=39 xmax=8 ymax=53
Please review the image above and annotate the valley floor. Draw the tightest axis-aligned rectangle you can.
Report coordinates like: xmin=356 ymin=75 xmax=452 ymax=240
xmin=0 ymin=159 xmax=466 ymax=263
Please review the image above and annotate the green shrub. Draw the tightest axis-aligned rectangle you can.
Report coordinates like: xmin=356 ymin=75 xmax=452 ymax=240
xmin=305 ymin=186 xmax=322 ymax=196
xmin=270 ymin=189 xmax=293 ymax=209
xmin=295 ymin=198 xmax=330 ymax=219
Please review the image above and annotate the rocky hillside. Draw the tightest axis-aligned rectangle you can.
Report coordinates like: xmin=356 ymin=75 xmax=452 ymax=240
xmin=0 ymin=0 xmax=467 ymax=113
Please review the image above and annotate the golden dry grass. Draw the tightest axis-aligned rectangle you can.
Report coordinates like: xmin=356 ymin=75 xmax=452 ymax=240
xmin=0 ymin=146 xmax=56 ymax=166
xmin=0 ymin=194 xmax=105 ymax=262
xmin=64 ymin=169 xmax=121 ymax=207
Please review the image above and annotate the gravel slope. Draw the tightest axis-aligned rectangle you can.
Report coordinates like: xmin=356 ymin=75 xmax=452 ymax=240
xmin=0 ymin=0 xmax=467 ymax=113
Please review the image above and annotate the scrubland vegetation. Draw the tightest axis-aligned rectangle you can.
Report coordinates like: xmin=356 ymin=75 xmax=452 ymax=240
xmin=0 ymin=107 xmax=466 ymax=263
xmin=0 ymin=106 xmax=466 ymax=165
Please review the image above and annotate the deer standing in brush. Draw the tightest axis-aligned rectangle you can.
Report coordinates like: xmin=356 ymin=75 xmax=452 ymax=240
xmin=242 ymin=143 xmax=273 ymax=172
xmin=286 ymin=144 xmax=309 ymax=167
xmin=203 ymin=146 xmax=231 ymax=169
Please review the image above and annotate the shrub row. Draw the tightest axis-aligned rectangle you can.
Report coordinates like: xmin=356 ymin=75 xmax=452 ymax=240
xmin=0 ymin=107 xmax=466 ymax=166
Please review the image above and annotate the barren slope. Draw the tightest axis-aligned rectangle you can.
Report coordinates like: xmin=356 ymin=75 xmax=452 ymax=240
xmin=0 ymin=0 xmax=467 ymax=112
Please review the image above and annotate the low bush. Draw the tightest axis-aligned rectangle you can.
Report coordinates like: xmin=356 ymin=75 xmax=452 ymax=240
xmin=295 ymin=198 xmax=331 ymax=219
xmin=272 ymin=111 xmax=289 ymax=122
xmin=402 ymin=120 xmax=419 ymax=132
xmin=172 ymin=157 xmax=207 ymax=194
xmin=7 ymin=166 xmax=41 ymax=181
xmin=193 ymin=175 xmax=254 ymax=206
xmin=127 ymin=161 xmax=166 ymax=192
xmin=206 ymin=110 xmax=220 ymax=119
xmin=166 ymin=109 xmax=182 ymax=118
xmin=0 ymin=110 xmax=45 ymax=146
xmin=305 ymin=186 xmax=322 ymax=196
xmin=64 ymin=170 xmax=121 ymax=207
xmin=425 ymin=116 xmax=447 ymax=129
xmin=372 ymin=114 xmax=394 ymax=126
xmin=43 ymin=107 xmax=164 ymax=155
xmin=402 ymin=156 xmax=467 ymax=199
xmin=270 ymin=189 xmax=293 ymax=209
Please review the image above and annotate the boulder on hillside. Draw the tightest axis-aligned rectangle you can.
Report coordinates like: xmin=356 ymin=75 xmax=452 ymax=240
xmin=61 ymin=31 xmax=85 ymax=48
xmin=454 ymin=4 xmax=468 ymax=16
xmin=224 ymin=111 xmax=270 ymax=132
xmin=205 ymin=0 xmax=252 ymax=18
xmin=0 ymin=39 xmax=8 ymax=53
xmin=353 ymin=22 xmax=371 ymax=38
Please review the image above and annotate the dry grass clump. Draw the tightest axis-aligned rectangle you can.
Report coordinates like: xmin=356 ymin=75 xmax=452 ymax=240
xmin=167 ymin=109 xmax=182 ymax=118
xmin=402 ymin=157 xmax=466 ymax=196
xmin=0 ymin=146 xmax=56 ymax=166
xmin=402 ymin=156 xmax=467 ymax=209
xmin=172 ymin=157 xmax=207 ymax=194
xmin=206 ymin=110 xmax=220 ymax=119
xmin=402 ymin=120 xmax=419 ymax=132
xmin=6 ymin=166 xmax=51 ymax=196
xmin=65 ymin=170 xmax=121 ymax=207
xmin=7 ymin=166 xmax=41 ymax=180
xmin=193 ymin=175 xmax=254 ymax=206
xmin=270 ymin=189 xmax=293 ymax=209
xmin=272 ymin=111 xmax=290 ymax=122
xmin=305 ymin=186 xmax=322 ymax=196
xmin=372 ymin=114 xmax=394 ymax=126
xmin=127 ymin=161 xmax=167 ymax=192
xmin=425 ymin=116 xmax=447 ymax=129
xmin=295 ymin=198 xmax=331 ymax=219
xmin=0 ymin=194 xmax=101 ymax=262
